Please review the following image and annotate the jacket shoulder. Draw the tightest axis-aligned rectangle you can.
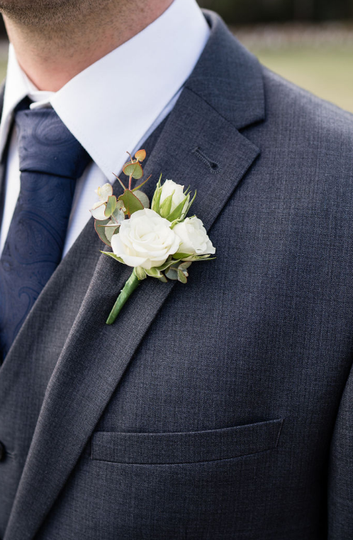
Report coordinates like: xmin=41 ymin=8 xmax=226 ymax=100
xmin=261 ymin=65 xmax=353 ymax=140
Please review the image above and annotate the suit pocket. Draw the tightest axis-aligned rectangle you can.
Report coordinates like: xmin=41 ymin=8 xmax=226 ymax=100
xmin=91 ymin=418 xmax=283 ymax=465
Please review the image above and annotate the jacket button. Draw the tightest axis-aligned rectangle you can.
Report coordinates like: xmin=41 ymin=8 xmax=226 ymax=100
xmin=0 ymin=442 xmax=6 ymax=461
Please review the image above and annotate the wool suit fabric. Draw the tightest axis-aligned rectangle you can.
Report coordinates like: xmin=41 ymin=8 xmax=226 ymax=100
xmin=0 ymin=11 xmax=353 ymax=540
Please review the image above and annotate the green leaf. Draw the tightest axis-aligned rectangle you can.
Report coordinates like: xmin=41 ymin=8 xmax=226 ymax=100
xmin=156 ymin=256 xmax=178 ymax=272
xmin=172 ymin=252 xmax=192 ymax=260
xmin=94 ymin=219 xmax=111 ymax=247
xmin=178 ymin=261 xmax=192 ymax=271
xmin=145 ymin=267 xmax=163 ymax=279
xmin=151 ymin=175 xmax=163 ymax=212
xmin=105 ymin=224 xmax=119 ymax=243
xmin=110 ymin=201 xmax=125 ymax=223
xmin=133 ymin=190 xmax=149 ymax=208
xmin=177 ymin=268 xmax=188 ymax=284
xmin=104 ymin=195 xmax=117 ymax=218
xmin=118 ymin=189 xmax=144 ymax=216
xmin=123 ymin=161 xmax=143 ymax=180
xmin=101 ymin=251 xmax=124 ymax=264
xmin=167 ymin=195 xmax=189 ymax=222
xmin=192 ymin=255 xmax=216 ymax=261
xmin=159 ymin=274 xmax=168 ymax=283
xmin=159 ymin=193 xmax=173 ymax=218
xmin=151 ymin=187 xmax=162 ymax=213
xmin=174 ymin=254 xmax=215 ymax=263
xmin=165 ymin=268 xmax=178 ymax=280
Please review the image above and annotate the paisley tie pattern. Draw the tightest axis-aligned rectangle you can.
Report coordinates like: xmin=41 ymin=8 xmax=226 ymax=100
xmin=0 ymin=103 xmax=91 ymax=360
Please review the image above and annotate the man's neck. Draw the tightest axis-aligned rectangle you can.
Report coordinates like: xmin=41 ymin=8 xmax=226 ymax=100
xmin=2 ymin=0 xmax=173 ymax=92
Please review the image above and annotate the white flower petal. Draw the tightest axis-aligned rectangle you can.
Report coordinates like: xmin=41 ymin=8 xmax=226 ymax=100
xmin=160 ymin=180 xmax=186 ymax=213
xmin=173 ymin=217 xmax=215 ymax=255
xmin=111 ymin=208 xmax=180 ymax=269
xmin=111 ymin=234 xmax=148 ymax=268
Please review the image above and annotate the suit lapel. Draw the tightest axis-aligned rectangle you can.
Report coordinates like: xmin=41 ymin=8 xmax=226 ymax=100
xmin=4 ymin=13 xmax=264 ymax=540
xmin=0 ymin=82 xmax=7 ymax=229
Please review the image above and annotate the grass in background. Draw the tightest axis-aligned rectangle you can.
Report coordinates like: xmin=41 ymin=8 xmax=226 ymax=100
xmin=250 ymin=47 xmax=353 ymax=113
xmin=0 ymin=61 xmax=6 ymax=82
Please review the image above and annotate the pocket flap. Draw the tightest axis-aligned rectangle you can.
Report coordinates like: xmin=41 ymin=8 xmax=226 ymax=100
xmin=91 ymin=418 xmax=284 ymax=464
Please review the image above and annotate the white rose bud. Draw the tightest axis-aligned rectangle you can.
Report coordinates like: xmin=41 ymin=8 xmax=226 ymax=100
xmin=173 ymin=217 xmax=216 ymax=256
xmin=160 ymin=180 xmax=186 ymax=212
xmin=111 ymin=208 xmax=181 ymax=270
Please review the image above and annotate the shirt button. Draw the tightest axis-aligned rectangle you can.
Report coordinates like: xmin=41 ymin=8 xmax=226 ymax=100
xmin=0 ymin=442 xmax=6 ymax=461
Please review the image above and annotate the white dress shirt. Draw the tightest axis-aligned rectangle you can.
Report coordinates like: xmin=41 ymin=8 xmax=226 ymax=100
xmin=0 ymin=0 xmax=209 ymax=257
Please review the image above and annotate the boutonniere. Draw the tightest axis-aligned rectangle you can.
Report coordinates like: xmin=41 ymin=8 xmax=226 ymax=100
xmin=90 ymin=150 xmax=216 ymax=324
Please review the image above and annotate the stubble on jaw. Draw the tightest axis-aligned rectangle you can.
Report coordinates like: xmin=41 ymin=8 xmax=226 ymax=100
xmin=0 ymin=0 xmax=169 ymax=90
xmin=0 ymin=0 xmax=122 ymax=28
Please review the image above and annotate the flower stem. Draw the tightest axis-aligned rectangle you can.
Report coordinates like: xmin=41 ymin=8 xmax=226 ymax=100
xmin=106 ymin=270 xmax=140 ymax=325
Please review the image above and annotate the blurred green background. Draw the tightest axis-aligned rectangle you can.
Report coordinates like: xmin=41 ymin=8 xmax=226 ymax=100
xmin=200 ymin=0 xmax=353 ymax=113
xmin=254 ymin=48 xmax=353 ymax=113
xmin=0 ymin=0 xmax=352 ymax=113
xmin=231 ymin=27 xmax=353 ymax=113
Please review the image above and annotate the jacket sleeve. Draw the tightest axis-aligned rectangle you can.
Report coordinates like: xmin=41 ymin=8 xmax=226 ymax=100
xmin=328 ymin=360 xmax=353 ymax=538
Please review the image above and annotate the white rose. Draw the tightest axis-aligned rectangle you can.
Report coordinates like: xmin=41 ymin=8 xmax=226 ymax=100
xmin=173 ymin=217 xmax=216 ymax=256
xmin=111 ymin=208 xmax=180 ymax=270
xmin=160 ymin=180 xmax=186 ymax=213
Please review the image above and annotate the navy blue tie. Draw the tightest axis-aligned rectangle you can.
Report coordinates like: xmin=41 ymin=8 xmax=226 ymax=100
xmin=0 ymin=103 xmax=91 ymax=360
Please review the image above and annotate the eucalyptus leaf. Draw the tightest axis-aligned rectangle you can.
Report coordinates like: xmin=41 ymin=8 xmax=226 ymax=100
xmin=94 ymin=219 xmax=111 ymax=247
xmin=123 ymin=161 xmax=143 ymax=180
xmin=111 ymin=207 xmax=125 ymax=225
xmin=104 ymin=195 xmax=117 ymax=218
xmin=178 ymin=261 xmax=192 ymax=271
xmin=96 ymin=183 xmax=113 ymax=201
xmin=165 ymin=268 xmax=178 ymax=280
xmin=115 ymin=199 xmax=125 ymax=211
xmin=135 ymin=149 xmax=146 ymax=162
xmin=134 ymin=190 xmax=150 ymax=208
xmin=105 ymin=225 xmax=119 ymax=243
xmin=177 ymin=269 xmax=188 ymax=284
xmin=118 ymin=189 xmax=144 ymax=216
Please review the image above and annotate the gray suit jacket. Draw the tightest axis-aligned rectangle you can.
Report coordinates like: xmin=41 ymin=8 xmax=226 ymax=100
xmin=0 ymin=11 xmax=353 ymax=540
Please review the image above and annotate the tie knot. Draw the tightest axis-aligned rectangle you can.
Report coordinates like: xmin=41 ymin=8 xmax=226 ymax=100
xmin=15 ymin=106 xmax=91 ymax=179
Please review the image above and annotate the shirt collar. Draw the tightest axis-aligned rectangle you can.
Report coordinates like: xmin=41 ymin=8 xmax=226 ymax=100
xmin=0 ymin=0 xmax=209 ymax=181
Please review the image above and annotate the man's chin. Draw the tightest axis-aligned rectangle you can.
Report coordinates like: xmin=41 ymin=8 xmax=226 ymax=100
xmin=0 ymin=0 xmax=89 ymax=26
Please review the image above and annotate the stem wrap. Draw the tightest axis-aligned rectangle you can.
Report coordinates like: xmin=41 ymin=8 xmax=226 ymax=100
xmin=106 ymin=269 xmax=140 ymax=325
